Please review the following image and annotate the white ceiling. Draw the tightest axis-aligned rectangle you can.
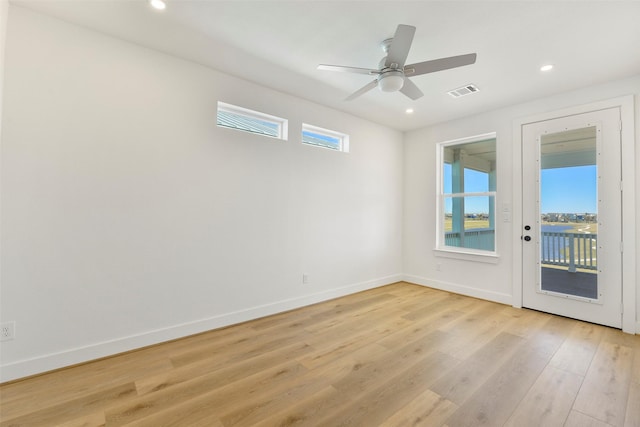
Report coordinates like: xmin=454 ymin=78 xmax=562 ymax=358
xmin=12 ymin=0 xmax=640 ymax=131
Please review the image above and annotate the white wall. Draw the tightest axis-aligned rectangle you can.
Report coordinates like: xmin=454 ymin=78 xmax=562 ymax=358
xmin=403 ymin=74 xmax=640 ymax=328
xmin=0 ymin=6 xmax=403 ymax=381
xmin=0 ymin=0 xmax=9 ymax=376
xmin=0 ymin=0 xmax=7 ymax=131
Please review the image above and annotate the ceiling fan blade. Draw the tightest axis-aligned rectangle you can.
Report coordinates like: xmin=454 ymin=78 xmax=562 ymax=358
xmin=404 ymin=53 xmax=477 ymax=76
xmin=318 ymin=64 xmax=380 ymax=75
xmin=400 ymin=77 xmax=424 ymax=100
xmin=385 ymin=24 xmax=416 ymax=68
xmin=345 ymin=79 xmax=378 ymax=101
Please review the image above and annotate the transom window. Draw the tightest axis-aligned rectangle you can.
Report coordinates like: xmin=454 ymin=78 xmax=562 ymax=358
xmin=217 ymin=102 xmax=288 ymax=140
xmin=437 ymin=133 xmax=497 ymax=254
xmin=302 ymin=124 xmax=349 ymax=152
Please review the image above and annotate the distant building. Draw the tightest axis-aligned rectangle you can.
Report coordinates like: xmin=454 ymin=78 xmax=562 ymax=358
xmin=542 ymin=212 xmax=597 ymax=223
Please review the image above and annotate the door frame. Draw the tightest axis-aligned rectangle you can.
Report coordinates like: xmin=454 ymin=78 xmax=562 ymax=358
xmin=512 ymin=95 xmax=636 ymax=333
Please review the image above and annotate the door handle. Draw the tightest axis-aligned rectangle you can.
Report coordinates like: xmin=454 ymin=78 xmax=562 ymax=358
xmin=524 ymin=236 xmax=531 ymax=241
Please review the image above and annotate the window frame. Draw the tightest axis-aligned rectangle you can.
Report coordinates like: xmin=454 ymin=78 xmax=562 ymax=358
xmin=217 ymin=101 xmax=288 ymax=140
xmin=435 ymin=132 xmax=499 ymax=260
xmin=301 ymin=123 xmax=349 ymax=152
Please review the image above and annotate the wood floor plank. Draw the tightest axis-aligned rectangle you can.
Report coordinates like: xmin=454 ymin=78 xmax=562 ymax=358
xmin=429 ymin=332 xmax=525 ymax=405
xmin=379 ymin=389 xmax=458 ymax=427
xmin=301 ymin=304 xmax=412 ymax=353
xmin=573 ymin=341 xmax=634 ymax=427
xmin=624 ymin=379 xmax=640 ymax=427
xmin=378 ymin=308 xmax=465 ymax=350
xmin=53 ymin=411 xmax=106 ymax=427
xmin=169 ymin=327 xmax=311 ymax=368
xmin=216 ymin=375 xmax=329 ymax=426
xmin=279 ymin=292 xmax=397 ymax=334
xmin=384 ymin=282 xmax=438 ymax=297
xmin=0 ymin=382 xmax=137 ymax=426
xmin=526 ymin=314 xmax=577 ymax=358
xmin=298 ymin=322 xmax=405 ymax=370
xmin=565 ymin=410 xmax=615 ymax=427
xmin=437 ymin=299 xmax=502 ymax=335
xmin=105 ymin=361 xmax=308 ymax=426
xmin=438 ymin=308 xmax=521 ymax=361
xmin=549 ymin=320 xmax=604 ymax=376
xmin=118 ymin=397 xmax=225 ymax=427
xmin=443 ymin=342 xmax=552 ymax=427
xmin=0 ymin=356 xmax=172 ymax=418
xmin=503 ymin=365 xmax=583 ymax=427
xmin=317 ymin=350 xmax=459 ymax=426
xmin=135 ymin=341 xmax=312 ymax=396
xmin=502 ymin=307 xmax=553 ymax=339
xmin=402 ymin=293 xmax=475 ymax=323
xmin=398 ymin=290 xmax=458 ymax=319
xmin=331 ymin=330 xmax=452 ymax=394
xmin=250 ymin=386 xmax=346 ymax=427
xmin=218 ymin=356 xmax=352 ymax=426
xmin=631 ymin=338 xmax=640 ymax=384
xmin=301 ymin=293 xmax=400 ymax=333
xmin=1 ymin=282 xmax=637 ymax=427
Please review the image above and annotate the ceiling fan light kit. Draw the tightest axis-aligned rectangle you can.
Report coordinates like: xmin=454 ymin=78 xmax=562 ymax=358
xmin=318 ymin=24 xmax=477 ymax=101
xmin=378 ymin=71 xmax=405 ymax=92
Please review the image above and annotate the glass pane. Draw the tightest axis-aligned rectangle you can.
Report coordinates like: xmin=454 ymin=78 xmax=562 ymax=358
xmin=302 ymin=129 xmax=341 ymax=150
xmin=444 ymin=195 xmax=495 ymax=251
xmin=443 ymin=163 xmax=453 ymax=194
xmin=217 ymin=109 xmax=281 ymax=138
xmin=443 ymin=138 xmax=496 ymax=194
xmin=539 ymin=126 xmax=598 ymax=299
xmin=464 ymin=168 xmax=489 ymax=192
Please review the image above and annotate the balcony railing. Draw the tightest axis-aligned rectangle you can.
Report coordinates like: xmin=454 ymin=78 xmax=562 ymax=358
xmin=443 ymin=229 xmax=597 ymax=272
xmin=444 ymin=229 xmax=495 ymax=251
xmin=540 ymin=231 xmax=597 ymax=271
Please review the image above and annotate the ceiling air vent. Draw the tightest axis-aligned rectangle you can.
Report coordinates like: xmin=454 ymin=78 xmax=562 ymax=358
xmin=448 ymin=84 xmax=480 ymax=98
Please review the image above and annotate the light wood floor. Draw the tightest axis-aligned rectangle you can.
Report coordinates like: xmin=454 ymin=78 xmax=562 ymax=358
xmin=1 ymin=282 xmax=639 ymax=427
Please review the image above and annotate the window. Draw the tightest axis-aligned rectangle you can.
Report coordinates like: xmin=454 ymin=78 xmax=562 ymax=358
xmin=217 ymin=102 xmax=288 ymax=140
xmin=302 ymin=124 xmax=349 ymax=152
xmin=437 ymin=133 xmax=497 ymax=254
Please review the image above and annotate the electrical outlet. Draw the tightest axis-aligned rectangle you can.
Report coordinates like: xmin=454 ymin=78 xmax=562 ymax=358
xmin=302 ymin=274 xmax=309 ymax=284
xmin=436 ymin=263 xmax=442 ymax=271
xmin=1 ymin=322 xmax=15 ymax=341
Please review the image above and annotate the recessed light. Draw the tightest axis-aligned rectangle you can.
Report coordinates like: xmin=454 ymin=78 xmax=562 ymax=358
xmin=540 ymin=64 xmax=554 ymax=72
xmin=405 ymin=108 xmax=414 ymax=114
xmin=149 ymin=0 xmax=166 ymax=10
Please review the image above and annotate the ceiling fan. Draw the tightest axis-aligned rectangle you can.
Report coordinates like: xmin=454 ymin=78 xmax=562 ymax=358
xmin=318 ymin=24 xmax=477 ymax=101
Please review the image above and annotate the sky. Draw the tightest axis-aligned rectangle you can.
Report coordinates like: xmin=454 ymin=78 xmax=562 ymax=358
xmin=443 ymin=165 xmax=491 ymax=214
xmin=444 ymin=164 xmax=597 ymax=214
xmin=541 ymin=165 xmax=597 ymax=213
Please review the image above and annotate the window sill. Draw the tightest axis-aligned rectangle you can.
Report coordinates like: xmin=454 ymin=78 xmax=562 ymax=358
xmin=433 ymin=248 xmax=500 ymax=264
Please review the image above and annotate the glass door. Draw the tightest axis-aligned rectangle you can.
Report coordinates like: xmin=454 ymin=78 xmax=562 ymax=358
xmin=521 ymin=108 xmax=622 ymax=328
xmin=539 ymin=126 xmax=598 ymax=299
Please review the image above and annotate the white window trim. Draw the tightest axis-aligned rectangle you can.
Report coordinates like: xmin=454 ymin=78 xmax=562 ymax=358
xmin=217 ymin=101 xmax=288 ymax=140
xmin=433 ymin=247 xmax=500 ymax=263
xmin=301 ymin=123 xmax=349 ymax=152
xmin=435 ymin=132 xmax=498 ymax=261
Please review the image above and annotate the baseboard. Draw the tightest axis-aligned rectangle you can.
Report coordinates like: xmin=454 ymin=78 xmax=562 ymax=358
xmin=0 ymin=274 xmax=402 ymax=383
xmin=403 ymin=274 xmax=513 ymax=306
